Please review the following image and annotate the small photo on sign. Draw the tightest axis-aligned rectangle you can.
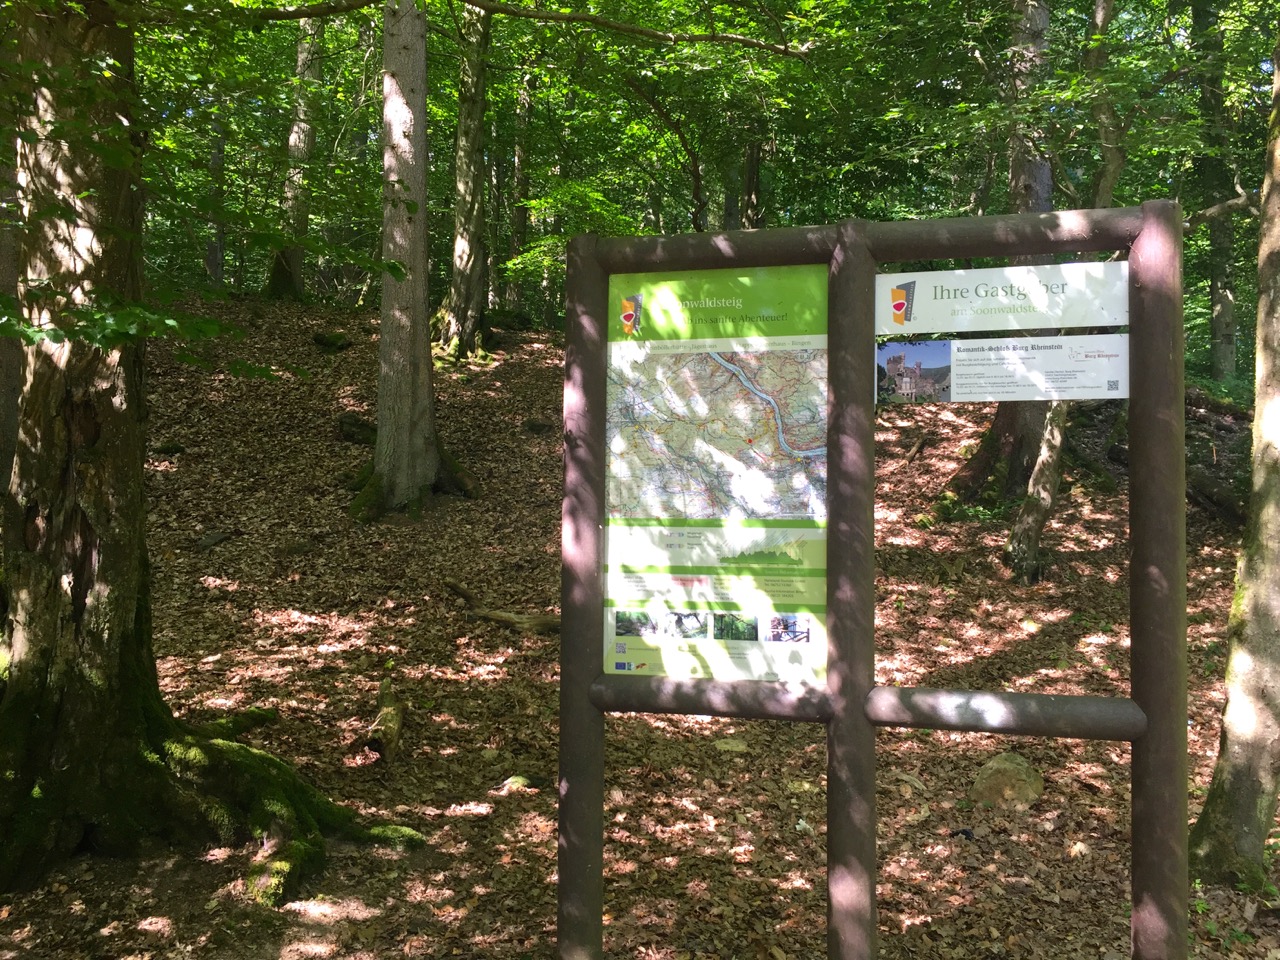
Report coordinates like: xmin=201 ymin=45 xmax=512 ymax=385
xmin=767 ymin=614 xmax=811 ymax=643
xmin=877 ymin=340 xmax=952 ymax=404
xmin=614 ymin=611 xmax=657 ymax=637
xmin=713 ymin=613 xmax=759 ymax=643
xmin=665 ymin=611 xmax=710 ymax=640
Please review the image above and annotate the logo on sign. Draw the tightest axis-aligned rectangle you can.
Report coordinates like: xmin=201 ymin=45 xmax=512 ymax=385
xmin=890 ymin=281 xmax=916 ymax=326
xmin=620 ymin=293 xmax=643 ymax=337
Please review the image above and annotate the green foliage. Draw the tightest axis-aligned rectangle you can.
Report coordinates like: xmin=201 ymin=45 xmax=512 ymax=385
xmin=924 ymin=490 xmax=1011 ymax=527
xmin=1187 ymin=371 xmax=1255 ymax=409
xmin=1 ymin=299 xmax=227 ymax=349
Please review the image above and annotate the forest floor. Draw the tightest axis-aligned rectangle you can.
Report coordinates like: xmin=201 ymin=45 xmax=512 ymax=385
xmin=0 ymin=297 xmax=1272 ymax=959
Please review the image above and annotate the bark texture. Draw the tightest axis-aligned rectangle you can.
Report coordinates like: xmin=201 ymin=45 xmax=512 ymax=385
xmin=947 ymin=396 xmax=1049 ymax=502
xmin=1003 ymin=399 xmax=1067 ymax=583
xmin=366 ymin=0 xmax=441 ymax=514
xmin=440 ymin=4 xmax=492 ymax=357
xmin=1189 ymin=35 xmax=1280 ymax=890
xmin=2 ymin=1 xmax=165 ymax=884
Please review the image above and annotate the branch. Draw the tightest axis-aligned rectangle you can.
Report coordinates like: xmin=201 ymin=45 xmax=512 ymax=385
xmin=1186 ymin=191 xmax=1261 ymax=230
xmin=245 ymin=0 xmax=380 ymax=21
xmin=462 ymin=0 xmax=811 ymax=59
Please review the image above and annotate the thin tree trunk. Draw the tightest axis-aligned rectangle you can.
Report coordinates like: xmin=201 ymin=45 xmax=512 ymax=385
xmin=1189 ymin=33 xmax=1280 ymax=891
xmin=203 ymin=119 xmax=227 ymax=287
xmin=1192 ymin=0 xmax=1237 ymax=381
xmin=742 ymin=141 xmax=764 ymax=228
xmin=440 ymin=5 xmax=492 ymax=357
xmin=1005 ymin=0 xmax=1126 ymax=583
xmin=487 ymin=114 xmax=503 ymax=311
xmin=365 ymin=0 xmax=441 ymax=515
xmin=722 ymin=156 xmax=741 ymax=231
xmin=1 ymin=129 xmax=19 ymax=502
xmin=623 ymin=77 xmax=707 ymax=231
xmin=265 ymin=17 xmax=324 ymax=300
xmin=502 ymin=68 xmax=534 ymax=311
xmin=1007 ymin=0 xmax=1051 ymax=217
xmin=1085 ymin=0 xmax=1122 ymax=210
xmin=998 ymin=0 xmax=1062 ymax=584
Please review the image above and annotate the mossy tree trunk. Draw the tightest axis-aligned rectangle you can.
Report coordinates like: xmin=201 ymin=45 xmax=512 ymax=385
xmin=1190 ymin=36 xmax=1280 ymax=891
xmin=2 ymin=1 xmax=162 ymax=885
xmin=0 ymin=2 xmax=362 ymax=900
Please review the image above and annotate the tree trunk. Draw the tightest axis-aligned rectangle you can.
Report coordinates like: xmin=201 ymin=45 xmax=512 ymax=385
xmin=995 ymin=0 xmax=1065 ymax=583
xmin=1193 ymin=0 xmax=1237 ymax=382
xmin=1 ymin=1 xmax=357 ymax=900
xmin=362 ymin=0 xmax=442 ymax=517
xmin=203 ymin=119 xmax=227 ymax=288
xmin=1084 ymin=0 xmax=1122 ymax=210
xmin=722 ymin=156 xmax=741 ymax=231
xmin=1007 ymin=0 xmax=1051 ymax=217
xmin=440 ymin=5 xmax=492 ymax=357
xmin=265 ymin=17 xmax=324 ymax=301
xmin=742 ymin=140 xmax=764 ymax=228
xmin=946 ymin=399 xmax=1048 ymax=501
xmin=1003 ymin=400 xmax=1067 ymax=583
xmin=1 ymin=1 xmax=174 ymax=883
xmin=502 ymin=68 xmax=534 ymax=311
xmin=1189 ymin=33 xmax=1280 ymax=891
xmin=1 ymin=130 xmax=19 ymax=500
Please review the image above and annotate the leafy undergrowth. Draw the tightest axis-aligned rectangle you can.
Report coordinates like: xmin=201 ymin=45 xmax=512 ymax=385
xmin=0 ymin=298 xmax=1272 ymax=959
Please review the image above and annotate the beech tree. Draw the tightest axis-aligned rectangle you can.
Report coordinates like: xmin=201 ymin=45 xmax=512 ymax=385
xmin=0 ymin=0 xmax=403 ymax=902
xmin=1189 ymin=33 xmax=1280 ymax=890
xmin=354 ymin=0 xmax=445 ymax=518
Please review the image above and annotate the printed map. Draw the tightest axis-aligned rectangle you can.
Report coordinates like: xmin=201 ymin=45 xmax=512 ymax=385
xmin=606 ymin=348 xmax=827 ymax=520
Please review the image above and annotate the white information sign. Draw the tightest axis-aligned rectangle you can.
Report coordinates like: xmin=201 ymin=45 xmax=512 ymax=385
xmin=875 ymin=262 xmax=1128 ymax=335
xmin=949 ymin=333 xmax=1128 ymax=401
xmin=876 ymin=334 xmax=1129 ymax=403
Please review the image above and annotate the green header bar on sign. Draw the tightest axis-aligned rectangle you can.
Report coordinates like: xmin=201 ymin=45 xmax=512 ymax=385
xmin=608 ymin=264 xmax=828 ymax=342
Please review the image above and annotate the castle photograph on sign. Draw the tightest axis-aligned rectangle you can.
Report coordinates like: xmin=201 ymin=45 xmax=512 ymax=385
xmin=877 ymin=340 xmax=952 ymax=403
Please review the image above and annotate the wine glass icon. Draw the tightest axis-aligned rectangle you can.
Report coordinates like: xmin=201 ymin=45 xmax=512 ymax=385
xmin=621 ymin=294 xmax=643 ymax=336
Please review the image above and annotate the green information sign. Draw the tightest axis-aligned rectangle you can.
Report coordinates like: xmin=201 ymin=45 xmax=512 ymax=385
xmin=603 ymin=265 xmax=829 ymax=684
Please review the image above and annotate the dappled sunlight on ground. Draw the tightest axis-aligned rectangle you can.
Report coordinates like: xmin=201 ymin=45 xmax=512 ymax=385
xmin=3 ymin=301 xmax=1271 ymax=959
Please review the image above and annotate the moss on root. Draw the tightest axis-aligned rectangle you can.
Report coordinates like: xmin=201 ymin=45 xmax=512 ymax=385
xmin=1 ymin=709 xmax=423 ymax=906
xmin=349 ymin=470 xmax=386 ymax=523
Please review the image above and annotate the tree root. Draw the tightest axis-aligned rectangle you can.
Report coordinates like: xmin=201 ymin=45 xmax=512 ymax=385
xmin=0 ymin=709 xmax=423 ymax=906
